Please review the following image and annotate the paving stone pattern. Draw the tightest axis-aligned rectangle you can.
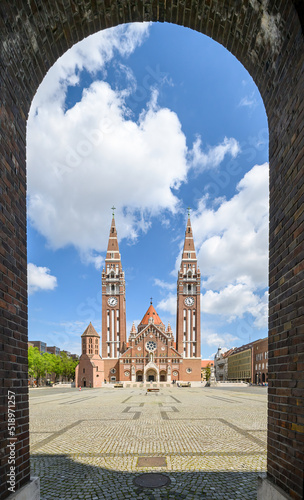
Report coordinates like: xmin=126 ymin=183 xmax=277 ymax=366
xmin=30 ymin=387 xmax=267 ymax=499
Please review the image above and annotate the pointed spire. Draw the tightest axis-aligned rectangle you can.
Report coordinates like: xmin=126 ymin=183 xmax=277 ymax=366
xmin=106 ymin=209 xmax=121 ymax=263
xmin=130 ymin=322 xmax=137 ymax=335
xmin=182 ymin=209 xmax=196 ymax=260
xmin=166 ymin=322 xmax=173 ymax=336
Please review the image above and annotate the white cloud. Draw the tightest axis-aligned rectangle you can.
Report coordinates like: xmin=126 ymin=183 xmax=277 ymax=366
xmin=202 ymin=286 xmax=268 ymax=327
xmin=193 ymin=162 xmax=269 ymax=291
xmin=30 ymin=23 xmax=151 ymax=111
xmin=154 ymin=279 xmax=176 ymax=291
xmin=238 ymin=93 xmax=257 ymax=108
xmin=189 ymin=136 xmax=240 ymax=172
xmin=28 ymin=263 xmax=57 ymax=295
xmin=27 ymin=24 xmax=188 ymax=261
xmin=157 ymin=294 xmax=176 ymax=315
xmin=202 ymin=331 xmax=239 ymax=348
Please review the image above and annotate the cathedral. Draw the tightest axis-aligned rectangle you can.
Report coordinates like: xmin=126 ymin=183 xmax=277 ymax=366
xmin=75 ymin=212 xmax=201 ymax=387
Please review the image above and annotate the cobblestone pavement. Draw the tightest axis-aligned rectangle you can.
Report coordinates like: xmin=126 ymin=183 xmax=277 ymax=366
xmin=30 ymin=386 xmax=267 ymax=499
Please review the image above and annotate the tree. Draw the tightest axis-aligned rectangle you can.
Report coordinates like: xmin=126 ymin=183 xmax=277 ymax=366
xmin=28 ymin=346 xmax=45 ymax=386
xmin=60 ymin=352 xmax=79 ymax=381
xmin=205 ymin=364 xmax=211 ymax=382
xmin=52 ymin=355 xmax=63 ymax=383
xmin=43 ymin=352 xmax=55 ymax=380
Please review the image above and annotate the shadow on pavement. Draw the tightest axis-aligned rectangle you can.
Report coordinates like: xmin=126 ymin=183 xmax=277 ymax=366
xmin=31 ymin=453 xmax=262 ymax=499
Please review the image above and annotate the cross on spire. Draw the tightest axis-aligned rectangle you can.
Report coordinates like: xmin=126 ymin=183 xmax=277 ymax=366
xmin=187 ymin=206 xmax=191 ymax=217
xmin=150 ymin=297 xmax=153 ymax=304
xmin=111 ymin=206 xmax=116 ymax=218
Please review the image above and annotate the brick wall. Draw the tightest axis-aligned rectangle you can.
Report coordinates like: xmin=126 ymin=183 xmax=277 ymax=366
xmin=0 ymin=1 xmax=303 ymax=499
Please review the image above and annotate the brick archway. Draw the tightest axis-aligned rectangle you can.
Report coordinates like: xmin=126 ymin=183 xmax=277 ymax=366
xmin=0 ymin=2 xmax=303 ymax=499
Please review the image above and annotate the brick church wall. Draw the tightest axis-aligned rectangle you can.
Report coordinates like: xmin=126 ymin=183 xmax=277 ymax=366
xmin=0 ymin=2 xmax=303 ymax=498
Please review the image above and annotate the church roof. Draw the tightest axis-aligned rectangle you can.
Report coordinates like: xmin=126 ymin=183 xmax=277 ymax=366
xmin=81 ymin=322 xmax=100 ymax=337
xmin=139 ymin=304 xmax=164 ymax=326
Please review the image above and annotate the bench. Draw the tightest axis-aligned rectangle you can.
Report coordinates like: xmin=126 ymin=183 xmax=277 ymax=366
xmin=179 ymin=382 xmax=191 ymax=388
xmin=114 ymin=383 xmax=123 ymax=388
xmin=147 ymin=388 xmax=159 ymax=392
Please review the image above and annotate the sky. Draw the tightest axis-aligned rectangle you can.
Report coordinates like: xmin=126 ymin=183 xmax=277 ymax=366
xmin=27 ymin=22 xmax=269 ymax=359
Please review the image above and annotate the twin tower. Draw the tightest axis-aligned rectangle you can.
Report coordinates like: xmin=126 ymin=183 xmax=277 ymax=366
xmin=76 ymin=213 xmax=202 ymax=387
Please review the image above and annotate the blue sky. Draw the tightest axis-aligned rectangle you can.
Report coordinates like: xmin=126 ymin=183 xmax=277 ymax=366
xmin=27 ymin=22 xmax=269 ymax=358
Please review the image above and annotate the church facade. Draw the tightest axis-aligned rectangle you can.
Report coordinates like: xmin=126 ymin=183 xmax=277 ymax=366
xmin=76 ymin=213 xmax=202 ymax=386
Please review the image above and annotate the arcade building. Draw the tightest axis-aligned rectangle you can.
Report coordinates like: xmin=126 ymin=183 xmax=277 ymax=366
xmin=75 ymin=212 xmax=202 ymax=386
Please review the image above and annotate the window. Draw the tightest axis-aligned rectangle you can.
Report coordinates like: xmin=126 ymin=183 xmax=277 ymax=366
xmin=187 ymin=252 xmax=191 ymax=258
xmin=83 ymin=368 xmax=85 ymax=373
xmin=110 ymin=368 xmax=116 ymax=374
xmin=111 ymin=376 xmax=116 ymax=381
xmin=186 ymin=367 xmax=192 ymax=373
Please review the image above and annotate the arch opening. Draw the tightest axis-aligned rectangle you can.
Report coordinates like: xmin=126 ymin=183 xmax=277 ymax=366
xmin=1 ymin=3 xmax=303 ymax=500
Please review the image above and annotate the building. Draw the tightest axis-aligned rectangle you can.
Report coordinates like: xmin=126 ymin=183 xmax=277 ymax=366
xmin=76 ymin=211 xmax=202 ymax=385
xmin=201 ymin=359 xmax=214 ymax=381
xmin=252 ymin=337 xmax=268 ymax=384
xmin=214 ymin=347 xmax=235 ymax=381
xmin=227 ymin=338 xmax=268 ymax=384
xmin=47 ymin=346 xmax=60 ymax=356
xmin=30 ymin=341 xmax=47 ymax=353
xmin=75 ymin=323 xmax=104 ymax=388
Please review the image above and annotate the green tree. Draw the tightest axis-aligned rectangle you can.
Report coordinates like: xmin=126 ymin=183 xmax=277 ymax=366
xmin=43 ymin=352 xmax=54 ymax=374
xmin=205 ymin=364 xmax=211 ymax=382
xmin=52 ymin=355 xmax=63 ymax=383
xmin=60 ymin=353 xmax=79 ymax=381
xmin=28 ymin=346 xmax=45 ymax=386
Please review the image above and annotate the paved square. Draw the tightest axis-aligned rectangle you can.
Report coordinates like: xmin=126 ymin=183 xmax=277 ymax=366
xmin=30 ymin=386 xmax=267 ymax=499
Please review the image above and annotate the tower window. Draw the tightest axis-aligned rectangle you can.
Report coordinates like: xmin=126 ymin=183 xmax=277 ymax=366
xmin=187 ymin=252 xmax=191 ymax=258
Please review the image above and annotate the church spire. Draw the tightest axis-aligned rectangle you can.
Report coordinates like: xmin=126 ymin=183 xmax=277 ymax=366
xmin=106 ymin=208 xmax=120 ymax=261
xmin=182 ymin=210 xmax=197 ymax=261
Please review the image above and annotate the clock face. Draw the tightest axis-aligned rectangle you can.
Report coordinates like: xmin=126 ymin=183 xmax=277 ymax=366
xmin=184 ymin=296 xmax=194 ymax=307
xmin=146 ymin=341 xmax=157 ymax=352
xmin=108 ymin=297 xmax=118 ymax=307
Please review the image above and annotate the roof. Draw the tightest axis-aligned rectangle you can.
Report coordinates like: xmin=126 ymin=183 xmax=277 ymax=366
xmin=222 ymin=348 xmax=235 ymax=359
xmin=81 ymin=322 xmax=100 ymax=338
xmin=139 ymin=304 xmax=164 ymax=326
xmin=201 ymin=359 xmax=213 ymax=368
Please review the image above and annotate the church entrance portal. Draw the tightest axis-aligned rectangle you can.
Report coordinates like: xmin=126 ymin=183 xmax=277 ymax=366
xmin=146 ymin=369 xmax=157 ymax=383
